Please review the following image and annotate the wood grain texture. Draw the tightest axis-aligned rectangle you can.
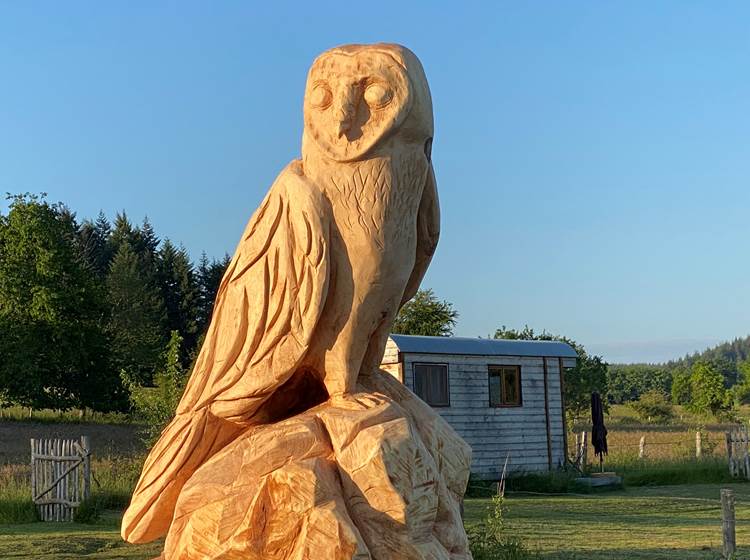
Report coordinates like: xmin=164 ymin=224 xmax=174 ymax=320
xmin=160 ymin=371 xmax=470 ymax=559
xmin=122 ymin=43 xmax=471 ymax=559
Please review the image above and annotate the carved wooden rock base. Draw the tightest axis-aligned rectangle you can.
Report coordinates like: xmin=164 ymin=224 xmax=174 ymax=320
xmin=159 ymin=370 xmax=471 ymax=560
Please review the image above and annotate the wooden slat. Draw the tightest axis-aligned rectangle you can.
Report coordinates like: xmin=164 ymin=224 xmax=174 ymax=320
xmin=81 ymin=436 xmax=90 ymax=500
xmin=54 ymin=439 xmax=59 ymax=521
xmin=30 ymin=437 xmax=90 ymax=522
xmin=33 ymin=454 xmax=85 ymax=461
xmin=62 ymin=440 xmax=69 ymax=521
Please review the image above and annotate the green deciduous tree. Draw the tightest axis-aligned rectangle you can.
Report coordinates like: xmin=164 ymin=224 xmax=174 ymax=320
xmin=0 ymin=194 xmax=126 ymax=411
xmin=686 ymin=361 xmax=735 ymax=418
xmin=392 ymin=289 xmax=458 ymax=337
xmin=733 ymin=361 xmax=750 ymax=405
xmin=670 ymin=367 xmax=692 ymax=405
xmin=606 ymin=363 xmax=672 ymax=404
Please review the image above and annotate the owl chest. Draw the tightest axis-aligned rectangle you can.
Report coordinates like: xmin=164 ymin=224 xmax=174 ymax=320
xmin=318 ymin=156 xmax=426 ymax=267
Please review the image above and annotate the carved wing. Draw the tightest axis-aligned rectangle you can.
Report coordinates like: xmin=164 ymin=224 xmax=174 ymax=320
xmin=122 ymin=160 xmax=331 ymax=543
xmin=179 ymin=160 xmax=331 ymax=417
xmin=401 ymin=163 xmax=440 ymax=306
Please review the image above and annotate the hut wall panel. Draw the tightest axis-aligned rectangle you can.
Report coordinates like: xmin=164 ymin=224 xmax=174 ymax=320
xmin=544 ymin=360 xmax=567 ymax=466
xmin=381 ymin=339 xmax=400 ymax=364
xmin=397 ymin=352 xmax=568 ymax=477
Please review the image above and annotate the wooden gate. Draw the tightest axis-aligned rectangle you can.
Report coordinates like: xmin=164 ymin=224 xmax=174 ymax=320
xmin=30 ymin=436 xmax=91 ymax=521
xmin=726 ymin=427 xmax=750 ymax=480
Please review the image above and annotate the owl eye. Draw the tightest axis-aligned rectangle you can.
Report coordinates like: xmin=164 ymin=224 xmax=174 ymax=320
xmin=364 ymin=83 xmax=392 ymax=108
xmin=310 ymin=84 xmax=332 ymax=109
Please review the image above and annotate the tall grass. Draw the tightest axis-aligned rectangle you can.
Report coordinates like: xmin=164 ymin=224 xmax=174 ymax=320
xmin=608 ymin=457 xmax=734 ymax=487
xmin=0 ymin=456 xmax=143 ymax=524
xmin=0 ymin=464 xmax=38 ymax=524
xmin=0 ymin=405 xmax=134 ymax=425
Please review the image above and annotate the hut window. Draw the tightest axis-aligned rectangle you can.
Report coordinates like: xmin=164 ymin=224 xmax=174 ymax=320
xmin=413 ymin=363 xmax=449 ymax=407
xmin=488 ymin=365 xmax=522 ymax=407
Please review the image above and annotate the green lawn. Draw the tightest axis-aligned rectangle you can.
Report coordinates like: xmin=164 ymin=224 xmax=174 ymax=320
xmin=0 ymin=512 xmax=162 ymax=559
xmin=1 ymin=484 xmax=748 ymax=559
xmin=466 ymin=482 xmax=750 ymax=559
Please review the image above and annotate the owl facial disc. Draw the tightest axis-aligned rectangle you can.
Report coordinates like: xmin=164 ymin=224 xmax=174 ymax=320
xmin=304 ymin=47 xmax=413 ymax=162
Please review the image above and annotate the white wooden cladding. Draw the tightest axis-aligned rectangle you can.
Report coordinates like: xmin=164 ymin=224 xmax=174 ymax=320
xmin=30 ymin=436 xmax=91 ymax=521
xmin=394 ymin=352 xmax=570 ymax=478
xmin=726 ymin=428 xmax=750 ymax=480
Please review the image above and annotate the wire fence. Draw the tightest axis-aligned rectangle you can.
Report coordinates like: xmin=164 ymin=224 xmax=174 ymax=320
xmin=569 ymin=428 xmax=731 ymax=464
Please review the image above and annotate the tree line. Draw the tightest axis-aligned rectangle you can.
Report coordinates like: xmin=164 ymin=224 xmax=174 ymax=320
xmin=607 ymin=337 xmax=750 ymax=420
xmin=1 ymin=193 xmax=611 ymax=422
xmin=0 ymin=194 xmax=229 ymax=412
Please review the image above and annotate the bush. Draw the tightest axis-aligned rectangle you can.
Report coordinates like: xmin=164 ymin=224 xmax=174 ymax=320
xmin=466 ymin=491 xmax=561 ymax=559
xmin=629 ymin=390 xmax=674 ymax=424
xmin=73 ymin=495 xmax=103 ymax=523
xmin=122 ymin=330 xmax=188 ymax=446
xmin=465 ymin=475 xmax=498 ymax=498
xmin=466 ymin=471 xmax=580 ymax=497
xmin=505 ymin=471 xmax=578 ymax=494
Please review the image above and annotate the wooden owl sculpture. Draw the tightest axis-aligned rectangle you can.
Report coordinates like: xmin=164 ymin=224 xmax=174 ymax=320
xmin=122 ymin=43 xmax=471 ymax=560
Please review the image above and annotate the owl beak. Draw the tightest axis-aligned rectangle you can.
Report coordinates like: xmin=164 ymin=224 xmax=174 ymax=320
xmin=335 ymin=86 xmax=358 ymax=139
xmin=337 ymin=118 xmax=351 ymax=139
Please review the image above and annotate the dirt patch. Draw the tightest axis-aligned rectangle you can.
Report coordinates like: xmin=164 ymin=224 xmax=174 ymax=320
xmin=0 ymin=421 xmax=145 ymax=465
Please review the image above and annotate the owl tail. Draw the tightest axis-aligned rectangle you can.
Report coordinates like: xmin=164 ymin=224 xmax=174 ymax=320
xmin=121 ymin=408 xmax=243 ymax=543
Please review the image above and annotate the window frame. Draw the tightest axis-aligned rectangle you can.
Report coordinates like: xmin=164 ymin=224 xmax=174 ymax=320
xmin=488 ymin=364 xmax=523 ymax=408
xmin=412 ymin=362 xmax=451 ymax=408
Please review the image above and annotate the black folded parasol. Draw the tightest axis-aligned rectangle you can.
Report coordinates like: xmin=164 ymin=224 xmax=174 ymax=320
xmin=591 ymin=392 xmax=608 ymax=472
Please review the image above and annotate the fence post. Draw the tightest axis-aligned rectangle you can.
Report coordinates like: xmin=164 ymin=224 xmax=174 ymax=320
xmin=639 ymin=435 xmax=646 ymax=459
xmin=81 ymin=436 xmax=91 ymax=500
xmin=30 ymin=439 xmax=36 ymax=504
xmin=721 ymin=488 xmax=736 ymax=558
xmin=696 ymin=431 xmax=702 ymax=459
xmin=726 ymin=432 xmax=734 ymax=477
xmin=580 ymin=431 xmax=588 ymax=468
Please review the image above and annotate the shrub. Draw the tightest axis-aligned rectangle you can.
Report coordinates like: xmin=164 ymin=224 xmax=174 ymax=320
xmin=122 ymin=330 xmax=188 ymax=446
xmin=629 ymin=390 xmax=674 ymax=424
xmin=467 ymin=489 xmax=547 ymax=559
xmin=465 ymin=474 xmax=498 ymax=498
xmin=505 ymin=471 xmax=578 ymax=494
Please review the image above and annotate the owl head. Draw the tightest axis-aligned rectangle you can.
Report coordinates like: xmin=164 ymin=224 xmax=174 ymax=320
xmin=302 ymin=43 xmax=433 ymax=163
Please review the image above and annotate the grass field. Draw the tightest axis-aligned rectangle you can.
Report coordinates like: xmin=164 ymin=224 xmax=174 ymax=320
xmin=3 ymin=410 xmax=750 ymax=559
xmin=0 ymin=484 xmax=747 ymax=559
xmin=470 ymin=483 xmax=750 ymax=559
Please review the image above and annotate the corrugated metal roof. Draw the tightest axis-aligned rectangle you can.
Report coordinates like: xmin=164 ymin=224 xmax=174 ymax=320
xmin=389 ymin=334 xmax=578 ymax=358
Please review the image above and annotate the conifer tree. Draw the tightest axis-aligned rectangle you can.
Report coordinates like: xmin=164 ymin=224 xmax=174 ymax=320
xmin=77 ymin=211 xmax=112 ymax=277
xmin=158 ymin=240 xmax=200 ymax=357
xmin=196 ymin=252 xmax=231 ymax=335
xmin=107 ymin=241 xmax=167 ymax=384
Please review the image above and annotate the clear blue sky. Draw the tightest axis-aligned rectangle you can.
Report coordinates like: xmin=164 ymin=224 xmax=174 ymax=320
xmin=2 ymin=2 xmax=749 ymax=363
